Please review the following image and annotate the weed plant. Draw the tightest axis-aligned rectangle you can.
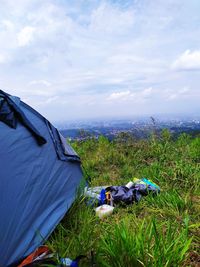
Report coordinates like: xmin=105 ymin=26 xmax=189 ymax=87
xmin=48 ymin=132 xmax=200 ymax=266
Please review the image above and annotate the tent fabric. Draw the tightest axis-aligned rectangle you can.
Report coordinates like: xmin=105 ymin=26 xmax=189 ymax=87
xmin=0 ymin=90 xmax=83 ymax=266
xmin=0 ymin=95 xmax=17 ymax=128
xmin=46 ymin=121 xmax=80 ymax=162
xmin=0 ymin=90 xmax=46 ymax=145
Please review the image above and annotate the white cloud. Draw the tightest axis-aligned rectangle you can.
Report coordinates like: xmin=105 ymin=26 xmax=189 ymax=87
xmin=172 ymin=49 xmax=200 ymax=70
xmin=168 ymin=93 xmax=177 ymax=100
xmin=0 ymin=54 xmax=7 ymax=64
xmin=2 ymin=19 xmax=14 ymax=31
xmin=107 ymin=90 xmax=132 ymax=101
xmin=166 ymin=87 xmax=190 ymax=101
xmin=142 ymin=87 xmax=153 ymax=97
xmin=44 ymin=96 xmax=59 ymax=104
xmin=107 ymin=87 xmax=154 ymax=103
xmin=17 ymin=26 xmax=35 ymax=47
xmin=29 ymin=80 xmax=51 ymax=87
xmin=89 ymin=2 xmax=134 ymax=35
xmin=178 ymin=87 xmax=189 ymax=94
xmin=0 ymin=1 xmax=199 ymax=120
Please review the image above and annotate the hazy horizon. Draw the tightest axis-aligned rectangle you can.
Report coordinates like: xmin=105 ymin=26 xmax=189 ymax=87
xmin=0 ymin=0 xmax=200 ymax=122
xmin=53 ymin=112 xmax=200 ymax=125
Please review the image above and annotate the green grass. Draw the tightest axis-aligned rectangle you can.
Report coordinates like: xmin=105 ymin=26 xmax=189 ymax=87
xmin=48 ymin=132 xmax=200 ymax=266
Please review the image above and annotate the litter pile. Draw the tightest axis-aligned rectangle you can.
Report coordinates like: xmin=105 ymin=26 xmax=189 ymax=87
xmin=15 ymin=180 xmax=161 ymax=265
xmin=84 ymin=178 xmax=160 ymax=219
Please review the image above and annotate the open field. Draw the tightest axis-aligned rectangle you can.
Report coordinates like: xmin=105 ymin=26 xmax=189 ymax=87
xmin=48 ymin=132 xmax=200 ymax=266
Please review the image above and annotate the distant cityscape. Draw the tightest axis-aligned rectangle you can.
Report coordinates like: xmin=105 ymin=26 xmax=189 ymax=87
xmin=56 ymin=115 xmax=200 ymax=140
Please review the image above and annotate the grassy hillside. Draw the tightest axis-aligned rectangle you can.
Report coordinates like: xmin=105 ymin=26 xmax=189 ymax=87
xmin=48 ymin=131 xmax=200 ymax=267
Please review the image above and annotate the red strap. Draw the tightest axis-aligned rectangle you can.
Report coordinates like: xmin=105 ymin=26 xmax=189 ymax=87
xmin=18 ymin=246 xmax=50 ymax=267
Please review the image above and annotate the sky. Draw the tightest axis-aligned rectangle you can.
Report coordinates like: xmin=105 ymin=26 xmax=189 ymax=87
xmin=0 ymin=0 xmax=200 ymax=122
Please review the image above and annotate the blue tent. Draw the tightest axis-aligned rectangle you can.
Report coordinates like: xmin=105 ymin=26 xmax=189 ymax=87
xmin=0 ymin=90 xmax=83 ymax=266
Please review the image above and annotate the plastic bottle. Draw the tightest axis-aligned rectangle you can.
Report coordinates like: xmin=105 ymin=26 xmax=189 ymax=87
xmin=60 ymin=258 xmax=73 ymax=266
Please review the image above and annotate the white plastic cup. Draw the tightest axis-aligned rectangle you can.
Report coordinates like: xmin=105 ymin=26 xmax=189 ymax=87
xmin=95 ymin=204 xmax=114 ymax=219
xmin=125 ymin=181 xmax=134 ymax=189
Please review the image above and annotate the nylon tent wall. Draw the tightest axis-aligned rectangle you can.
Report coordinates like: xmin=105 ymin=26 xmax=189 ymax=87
xmin=0 ymin=90 xmax=83 ymax=266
